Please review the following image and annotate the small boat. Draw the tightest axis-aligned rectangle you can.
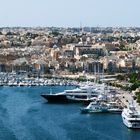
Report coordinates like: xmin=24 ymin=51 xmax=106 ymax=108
xmin=122 ymin=102 xmax=140 ymax=128
xmin=108 ymin=108 xmax=122 ymax=113
xmin=107 ymin=102 xmax=123 ymax=113
xmin=81 ymin=101 xmax=109 ymax=113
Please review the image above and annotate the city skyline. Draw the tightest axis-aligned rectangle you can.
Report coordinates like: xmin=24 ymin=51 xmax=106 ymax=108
xmin=0 ymin=0 xmax=140 ymax=27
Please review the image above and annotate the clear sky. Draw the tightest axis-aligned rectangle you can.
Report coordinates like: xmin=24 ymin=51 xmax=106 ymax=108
xmin=0 ymin=0 xmax=140 ymax=27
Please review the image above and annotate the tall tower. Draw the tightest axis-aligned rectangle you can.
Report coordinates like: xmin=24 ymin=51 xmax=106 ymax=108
xmin=80 ymin=22 xmax=84 ymax=33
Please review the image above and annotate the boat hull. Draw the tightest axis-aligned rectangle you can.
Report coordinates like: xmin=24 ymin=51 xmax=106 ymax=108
xmin=108 ymin=109 xmax=122 ymax=114
xmin=41 ymin=94 xmax=92 ymax=103
xmin=81 ymin=108 xmax=109 ymax=114
xmin=122 ymin=118 xmax=140 ymax=129
xmin=41 ymin=94 xmax=69 ymax=103
xmin=122 ymin=112 xmax=140 ymax=129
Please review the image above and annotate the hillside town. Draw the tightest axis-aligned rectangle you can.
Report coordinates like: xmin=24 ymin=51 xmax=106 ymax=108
xmin=0 ymin=27 xmax=140 ymax=77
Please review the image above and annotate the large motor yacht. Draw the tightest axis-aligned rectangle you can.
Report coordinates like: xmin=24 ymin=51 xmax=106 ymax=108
xmin=122 ymin=103 xmax=140 ymax=128
xmin=41 ymin=85 xmax=99 ymax=103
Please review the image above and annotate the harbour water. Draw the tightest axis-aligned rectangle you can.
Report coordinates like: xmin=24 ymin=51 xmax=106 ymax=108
xmin=0 ymin=86 xmax=140 ymax=140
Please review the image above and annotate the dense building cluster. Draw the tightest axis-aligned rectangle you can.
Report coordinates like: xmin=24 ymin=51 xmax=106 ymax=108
xmin=0 ymin=27 xmax=140 ymax=76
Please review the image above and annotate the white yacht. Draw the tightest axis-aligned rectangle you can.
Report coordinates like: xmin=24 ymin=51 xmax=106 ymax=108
xmin=107 ymin=101 xmax=122 ymax=113
xmin=122 ymin=103 xmax=140 ymax=128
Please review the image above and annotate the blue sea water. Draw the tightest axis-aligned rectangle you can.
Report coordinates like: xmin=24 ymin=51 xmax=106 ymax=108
xmin=0 ymin=86 xmax=140 ymax=140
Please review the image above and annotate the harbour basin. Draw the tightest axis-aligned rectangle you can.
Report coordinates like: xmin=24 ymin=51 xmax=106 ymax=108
xmin=0 ymin=86 xmax=140 ymax=140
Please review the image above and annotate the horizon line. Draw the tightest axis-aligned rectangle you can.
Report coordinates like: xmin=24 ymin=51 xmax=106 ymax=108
xmin=0 ymin=26 xmax=140 ymax=28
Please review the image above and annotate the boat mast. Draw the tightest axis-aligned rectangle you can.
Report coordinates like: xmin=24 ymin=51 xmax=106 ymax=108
xmin=94 ymin=61 xmax=97 ymax=84
xmin=50 ymin=87 xmax=52 ymax=95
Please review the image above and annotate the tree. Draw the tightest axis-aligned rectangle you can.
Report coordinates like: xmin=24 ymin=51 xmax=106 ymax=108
xmin=130 ymin=81 xmax=140 ymax=91
xmin=117 ymin=74 xmax=125 ymax=81
xmin=119 ymin=44 xmax=126 ymax=51
xmin=137 ymin=95 xmax=140 ymax=104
